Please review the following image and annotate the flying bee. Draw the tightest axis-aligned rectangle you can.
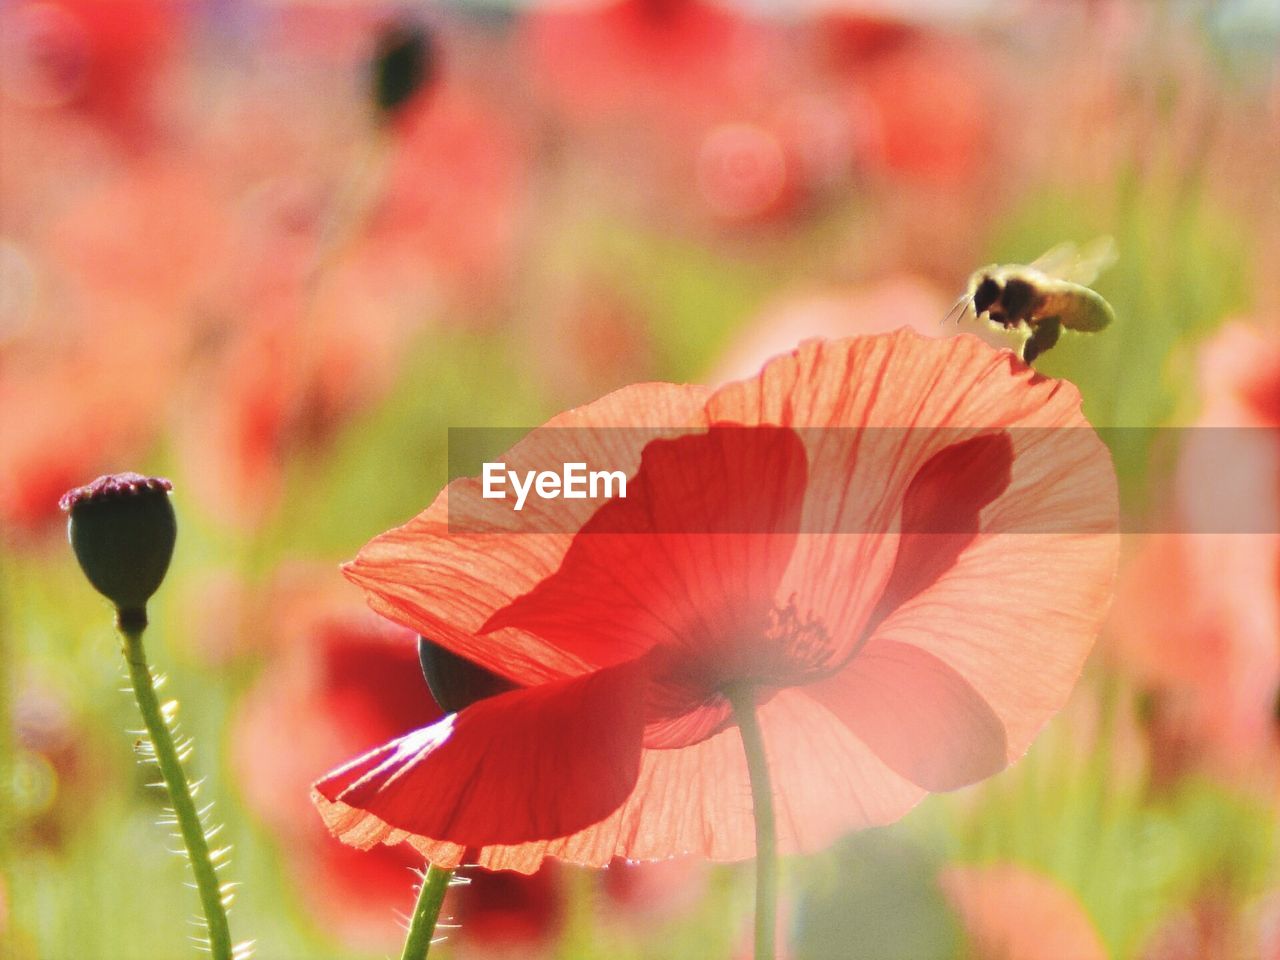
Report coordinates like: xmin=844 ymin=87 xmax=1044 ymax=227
xmin=948 ymin=237 xmax=1117 ymax=364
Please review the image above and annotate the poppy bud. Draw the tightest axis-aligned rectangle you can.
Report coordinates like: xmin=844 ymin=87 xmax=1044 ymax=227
xmin=371 ymin=22 xmax=436 ymax=118
xmin=417 ymin=635 xmax=515 ymax=713
xmin=59 ymin=473 xmax=176 ymax=626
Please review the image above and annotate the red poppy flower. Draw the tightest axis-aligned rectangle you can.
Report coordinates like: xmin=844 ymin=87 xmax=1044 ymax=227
xmin=0 ymin=0 xmax=182 ymax=146
xmin=847 ymin=35 xmax=993 ymax=187
xmin=1140 ymin=890 xmax=1280 ymax=960
xmin=370 ymin=86 xmax=528 ymax=303
xmin=46 ymin=160 xmax=230 ymax=318
xmin=520 ymin=0 xmax=813 ymax=229
xmin=0 ymin=159 xmax=217 ymax=538
xmin=522 ymin=0 xmax=774 ymax=129
xmin=0 ymin=303 xmax=181 ymax=537
xmin=314 ymin=330 xmax=1118 ymax=873
xmin=175 ymin=253 xmax=412 ymax=531
xmin=233 ymin=601 xmax=440 ymax=949
xmin=812 ymin=12 xmax=917 ymax=71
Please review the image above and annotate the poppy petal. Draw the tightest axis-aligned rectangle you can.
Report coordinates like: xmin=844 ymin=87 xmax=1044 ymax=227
xmin=866 ymin=432 xmax=1014 ymax=630
xmin=312 ymin=659 xmax=646 ymax=849
xmin=489 ymin=688 xmax=925 ymax=869
xmin=316 ymin=688 xmax=926 ymax=873
xmin=342 ymin=382 xmax=710 ymax=684
xmin=710 ymin=331 xmax=1118 ymax=760
xmin=706 ymin=330 xmax=1093 ymax=671
xmin=870 ymin=461 xmax=1117 ymax=758
xmin=483 ymin=425 xmax=807 ymax=671
xmin=803 ymin=639 xmax=1007 ymax=791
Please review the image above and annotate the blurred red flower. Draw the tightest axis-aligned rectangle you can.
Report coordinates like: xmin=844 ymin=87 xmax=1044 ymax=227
xmin=314 ymin=330 xmax=1117 ymax=874
xmin=0 ymin=152 xmax=227 ymax=537
xmin=175 ymin=244 xmax=416 ymax=530
xmin=1141 ymin=889 xmax=1280 ymax=960
xmin=600 ymin=855 xmax=709 ymax=927
xmin=372 ymin=86 xmax=529 ymax=304
xmin=233 ymin=597 xmax=441 ymax=949
xmin=233 ymin=578 xmax=562 ymax=951
xmin=522 ymin=0 xmax=773 ymax=129
xmin=448 ymin=867 xmax=564 ymax=958
xmin=812 ymin=12 xmax=916 ymax=70
xmin=0 ymin=0 xmax=183 ymax=146
xmin=940 ymin=863 xmax=1108 ymax=960
xmin=1111 ymin=321 xmax=1280 ymax=784
xmin=0 ymin=303 xmax=182 ymax=537
xmin=521 ymin=0 xmax=838 ymax=228
xmin=45 ymin=159 xmax=229 ymax=318
xmin=848 ymin=35 xmax=993 ymax=187
xmin=804 ymin=11 xmax=997 ymax=186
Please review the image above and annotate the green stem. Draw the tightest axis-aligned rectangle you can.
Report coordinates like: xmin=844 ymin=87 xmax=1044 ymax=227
xmin=400 ymin=863 xmax=454 ymax=960
xmin=119 ymin=614 xmax=234 ymax=960
xmin=726 ymin=684 xmax=777 ymax=960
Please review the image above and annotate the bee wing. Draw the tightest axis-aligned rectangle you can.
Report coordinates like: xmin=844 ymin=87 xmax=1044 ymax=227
xmin=1027 ymin=241 xmax=1079 ymax=278
xmin=1029 ymin=236 xmax=1117 ymax=285
xmin=941 ymin=291 xmax=972 ymax=324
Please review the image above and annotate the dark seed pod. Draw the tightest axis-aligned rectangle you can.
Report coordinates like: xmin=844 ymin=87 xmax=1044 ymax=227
xmin=60 ymin=473 xmax=176 ymax=623
xmin=417 ymin=635 xmax=516 ymax=713
xmin=371 ymin=22 xmax=436 ymax=117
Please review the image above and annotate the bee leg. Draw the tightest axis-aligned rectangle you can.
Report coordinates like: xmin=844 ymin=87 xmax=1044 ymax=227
xmin=1021 ymin=317 xmax=1062 ymax=364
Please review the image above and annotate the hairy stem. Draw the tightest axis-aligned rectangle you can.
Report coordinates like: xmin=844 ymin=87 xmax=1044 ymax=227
xmin=400 ymin=863 xmax=454 ymax=960
xmin=120 ymin=616 xmax=233 ymax=960
xmin=726 ymin=684 xmax=778 ymax=960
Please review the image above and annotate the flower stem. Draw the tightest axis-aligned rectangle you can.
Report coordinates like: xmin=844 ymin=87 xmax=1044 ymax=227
xmin=119 ymin=614 xmax=233 ymax=960
xmin=400 ymin=863 xmax=454 ymax=960
xmin=726 ymin=684 xmax=777 ymax=960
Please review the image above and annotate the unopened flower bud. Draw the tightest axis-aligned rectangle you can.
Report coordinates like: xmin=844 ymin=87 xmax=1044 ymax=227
xmin=60 ymin=473 xmax=176 ymax=625
xmin=371 ymin=21 xmax=436 ymax=118
xmin=418 ymin=635 xmax=515 ymax=713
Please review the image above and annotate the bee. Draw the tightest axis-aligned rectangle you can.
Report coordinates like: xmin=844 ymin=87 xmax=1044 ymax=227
xmin=948 ymin=237 xmax=1117 ymax=364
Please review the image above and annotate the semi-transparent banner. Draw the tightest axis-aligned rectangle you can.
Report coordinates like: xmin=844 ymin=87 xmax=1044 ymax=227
xmin=444 ymin=426 xmax=1280 ymax=534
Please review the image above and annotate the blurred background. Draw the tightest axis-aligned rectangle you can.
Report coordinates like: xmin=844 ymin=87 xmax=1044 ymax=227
xmin=1 ymin=0 xmax=1279 ymax=957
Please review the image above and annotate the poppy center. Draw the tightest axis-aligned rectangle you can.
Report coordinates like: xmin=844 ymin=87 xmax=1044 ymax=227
xmin=640 ymin=596 xmax=835 ymax=749
xmin=684 ymin=593 xmax=836 ymax=691
xmin=761 ymin=594 xmax=834 ymax=681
